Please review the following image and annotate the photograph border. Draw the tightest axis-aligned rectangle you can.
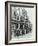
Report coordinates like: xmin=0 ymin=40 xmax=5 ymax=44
xmin=5 ymin=1 xmax=37 ymax=45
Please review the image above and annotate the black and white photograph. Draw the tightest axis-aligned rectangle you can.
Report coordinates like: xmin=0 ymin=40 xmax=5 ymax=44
xmin=5 ymin=1 xmax=37 ymax=45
